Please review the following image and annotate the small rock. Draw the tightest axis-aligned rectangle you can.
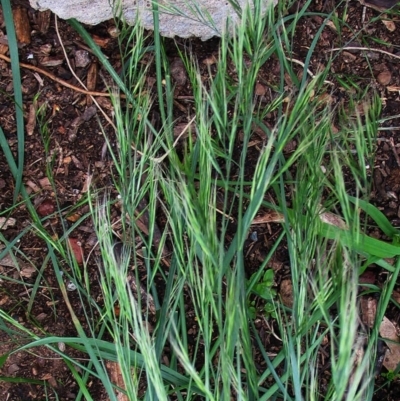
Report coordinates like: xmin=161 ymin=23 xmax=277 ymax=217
xmin=255 ymin=83 xmax=266 ymax=96
xmin=67 ymin=280 xmax=77 ymax=291
xmin=146 ymin=76 xmax=156 ymax=88
xmin=377 ymin=70 xmax=391 ymax=86
xmin=8 ymin=363 xmax=20 ymax=375
xmin=170 ymin=59 xmax=187 ymax=86
xmin=37 ymin=199 xmax=55 ymax=217
xmin=283 ymin=139 xmax=297 ymax=153
xmin=75 ymin=50 xmax=91 ymax=68
xmin=250 ymin=231 xmax=258 ymax=241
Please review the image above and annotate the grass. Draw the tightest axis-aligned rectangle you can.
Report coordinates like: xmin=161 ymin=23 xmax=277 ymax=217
xmin=1 ymin=0 xmax=400 ymax=400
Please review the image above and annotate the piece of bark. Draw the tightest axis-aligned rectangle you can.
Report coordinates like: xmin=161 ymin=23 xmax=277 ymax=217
xmin=379 ymin=316 xmax=400 ymax=371
xmin=13 ymin=6 xmax=31 ymax=45
xmin=26 ymin=101 xmax=37 ymax=136
xmin=0 ymin=218 xmax=16 ymax=230
xmin=106 ymin=361 xmax=129 ymax=401
xmin=86 ymin=62 xmax=98 ymax=105
xmin=0 ymin=29 xmax=9 ymax=55
xmin=37 ymin=9 xmax=52 ymax=34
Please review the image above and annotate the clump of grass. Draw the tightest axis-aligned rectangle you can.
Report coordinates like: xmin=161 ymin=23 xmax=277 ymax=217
xmin=1 ymin=0 xmax=398 ymax=400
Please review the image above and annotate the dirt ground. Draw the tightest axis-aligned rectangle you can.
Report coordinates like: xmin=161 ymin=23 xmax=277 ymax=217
xmin=2 ymin=0 xmax=400 ymax=400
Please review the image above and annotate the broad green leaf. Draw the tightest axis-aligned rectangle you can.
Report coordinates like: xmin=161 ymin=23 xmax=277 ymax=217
xmin=0 ymin=353 xmax=9 ymax=369
xmin=347 ymin=195 xmax=400 ymax=239
xmin=320 ymin=223 xmax=400 ymax=259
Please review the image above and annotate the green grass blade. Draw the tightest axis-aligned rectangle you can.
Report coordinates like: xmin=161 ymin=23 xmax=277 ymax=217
xmin=320 ymin=222 xmax=400 ymax=259
xmin=347 ymin=195 xmax=400 ymax=239
xmin=1 ymin=0 xmax=25 ymax=202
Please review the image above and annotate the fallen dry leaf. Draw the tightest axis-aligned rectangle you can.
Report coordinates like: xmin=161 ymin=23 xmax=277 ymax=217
xmin=0 ymin=247 xmax=28 ymax=270
xmin=41 ymin=373 xmax=57 ymax=387
xmin=382 ymin=18 xmax=396 ymax=32
xmin=92 ymin=34 xmax=110 ymax=48
xmin=360 ymin=296 xmax=377 ymax=328
xmin=252 ymin=210 xmax=284 ymax=224
xmin=20 ymin=265 xmax=36 ymax=278
xmin=25 ymin=180 xmax=41 ymax=193
xmin=251 ymin=208 xmax=347 ymax=229
xmin=68 ymin=238 xmax=84 ymax=265
xmin=325 ymin=20 xmax=337 ymax=32
xmin=280 ymin=279 xmax=293 ymax=308
xmin=379 ymin=316 xmax=400 ymax=371
xmin=319 ymin=210 xmax=348 ymax=229
xmin=0 ymin=217 xmax=16 ymax=230
xmin=39 ymin=177 xmax=52 ymax=190
xmin=106 ymin=361 xmax=129 ymax=401
xmin=66 ymin=213 xmax=81 ymax=223
xmin=387 ymin=85 xmax=400 ymax=92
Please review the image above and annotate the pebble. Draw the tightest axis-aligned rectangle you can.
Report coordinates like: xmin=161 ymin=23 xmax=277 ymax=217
xmin=67 ymin=281 xmax=77 ymax=291
xmin=170 ymin=58 xmax=187 ymax=86
xmin=75 ymin=50 xmax=91 ymax=68
xmin=377 ymin=70 xmax=391 ymax=86
xmin=255 ymin=83 xmax=266 ymax=96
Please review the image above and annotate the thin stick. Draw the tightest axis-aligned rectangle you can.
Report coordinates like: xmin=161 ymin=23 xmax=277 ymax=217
xmin=327 ymin=46 xmax=400 ymax=61
xmin=54 ymin=16 xmax=116 ymax=131
xmin=0 ymin=53 xmax=118 ymax=97
xmin=286 ymin=57 xmax=334 ymax=85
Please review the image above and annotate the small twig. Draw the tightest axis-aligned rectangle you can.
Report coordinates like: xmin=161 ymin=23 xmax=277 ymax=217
xmin=362 ymin=5 xmax=367 ymax=24
xmin=55 ymin=14 xmax=88 ymax=93
xmin=286 ymin=56 xmax=334 ymax=85
xmin=54 ymin=16 xmax=116 ymax=131
xmin=389 ymin=137 xmax=400 ymax=167
xmin=327 ymin=46 xmax=400 ymax=61
xmin=263 ymin=316 xmax=282 ymax=342
xmin=0 ymin=53 xmax=116 ymax=97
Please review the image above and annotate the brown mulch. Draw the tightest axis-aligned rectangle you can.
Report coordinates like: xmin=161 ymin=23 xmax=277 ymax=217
xmin=2 ymin=0 xmax=400 ymax=400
